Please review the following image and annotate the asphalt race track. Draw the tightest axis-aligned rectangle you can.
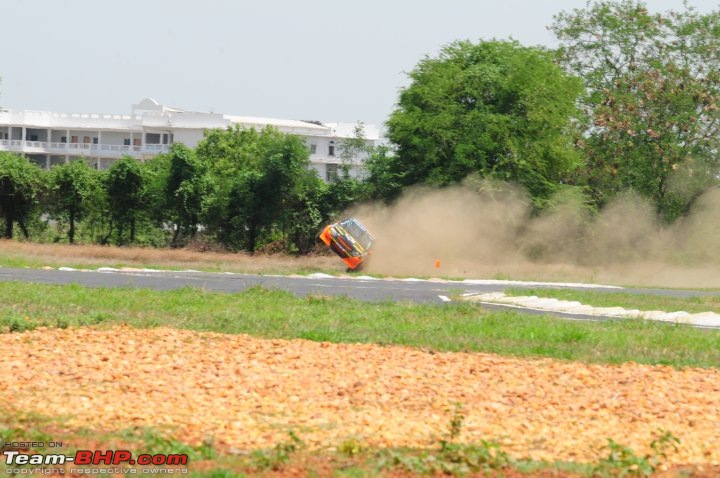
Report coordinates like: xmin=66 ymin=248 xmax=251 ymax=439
xmin=9 ymin=267 xmax=505 ymax=302
xmin=1 ymin=267 xmax=719 ymax=326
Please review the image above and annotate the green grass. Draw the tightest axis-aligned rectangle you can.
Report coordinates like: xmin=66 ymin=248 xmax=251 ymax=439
xmin=505 ymin=287 xmax=720 ymax=314
xmin=1 ymin=281 xmax=720 ymax=368
xmin=0 ymin=255 xmax=50 ymax=269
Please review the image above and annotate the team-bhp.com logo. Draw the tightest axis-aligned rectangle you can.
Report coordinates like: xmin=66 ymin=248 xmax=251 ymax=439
xmin=4 ymin=449 xmax=189 ymax=471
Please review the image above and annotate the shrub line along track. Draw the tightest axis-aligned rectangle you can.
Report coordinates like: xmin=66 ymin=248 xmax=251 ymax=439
xmin=1 ymin=266 xmax=719 ymax=329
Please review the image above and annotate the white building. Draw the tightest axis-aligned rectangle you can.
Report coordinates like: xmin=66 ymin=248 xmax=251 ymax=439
xmin=0 ymin=98 xmax=379 ymax=181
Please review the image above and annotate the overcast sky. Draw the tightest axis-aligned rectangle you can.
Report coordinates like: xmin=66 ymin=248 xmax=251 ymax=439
xmin=1 ymin=0 xmax=718 ymax=126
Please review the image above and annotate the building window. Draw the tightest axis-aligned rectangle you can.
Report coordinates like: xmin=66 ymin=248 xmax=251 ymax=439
xmin=29 ymin=134 xmax=39 ymax=141
xmin=123 ymin=138 xmax=131 ymax=146
xmin=326 ymin=163 xmax=338 ymax=182
xmin=60 ymin=136 xmax=67 ymax=143
xmin=93 ymin=137 xmax=99 ymax=144
xmin=71 ymin=136 xmax=79 ymax=143
xmin=309 ymin=144 xmax=317 ymax=154
xmin=146 ymin=133 xmax=161 ymax=144
xmin=328 ymin=141 xmax=335 ymax=156
xmin=162 ymin=134 xmax=169 ymax=145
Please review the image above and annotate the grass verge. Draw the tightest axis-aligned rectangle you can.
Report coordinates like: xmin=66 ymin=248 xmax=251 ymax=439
xmin=2 ymin=281 xmax=720 ymax=368
xmin=505 ymin=287 xmax=720 ymax=314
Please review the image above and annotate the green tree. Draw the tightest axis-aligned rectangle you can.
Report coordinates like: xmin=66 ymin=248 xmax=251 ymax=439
xmin=143 ymin=151 xmax=171 ymax=226
xmin=196 ymin=125 xmax=263 ymax=180
xmin=287 ymin=169 xmax=328 ymax=254
xmin=320 ymin=174 xmax=365 ymax=217
xmin=0 ymin=152 xmax=45 ymax=239
xmin=552 ymin=1 xmax=720 ymax=220
xmin=338 ymin=123 xmax=371 ymax=177
xmin=161 ymin=144 xmax=212 ymax=246
xmin=385 ymin=39 xmax=584 ymax=204
xmin=363 ymin=145 xmax=405 ymax=203
xmin=314 ymin=122 xmax=375 ymax=209
xmin=199 ymin=126 xmax=313 ymax=252
xmin=46 ymin=159 xmax=101 ymax=243
xmin=104 ymin=156 xmax=149 ymax=245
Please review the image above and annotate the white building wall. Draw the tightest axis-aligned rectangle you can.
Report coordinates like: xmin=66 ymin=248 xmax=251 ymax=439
xmin=172 ymin=129 xmax=205 ymax=146
xmin=101 ymin=131 xmax=130 ymax=146
xmin=50 ymin=130 xmax=66 ymax=142
xmin=0 ymin=99 xmax=380 ymax=179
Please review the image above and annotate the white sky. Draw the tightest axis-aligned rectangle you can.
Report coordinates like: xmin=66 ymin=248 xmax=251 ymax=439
xmin=1 ymin=0 xmax=717 ymax=126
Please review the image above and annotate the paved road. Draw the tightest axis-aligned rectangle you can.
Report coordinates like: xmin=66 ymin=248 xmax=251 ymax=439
xmin=0 ymin=267 xmax=508 ymax=302
xmin=0 ymin=267 xmax=718 ymax=325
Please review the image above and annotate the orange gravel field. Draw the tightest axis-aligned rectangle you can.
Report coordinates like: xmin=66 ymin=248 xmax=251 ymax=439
xmin=3 ymin=326 xmax=720 ymax=466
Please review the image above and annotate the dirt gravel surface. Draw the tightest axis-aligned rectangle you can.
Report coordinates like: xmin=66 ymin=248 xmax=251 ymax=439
xmin=3 ymin=326 xmax=719 ymax=465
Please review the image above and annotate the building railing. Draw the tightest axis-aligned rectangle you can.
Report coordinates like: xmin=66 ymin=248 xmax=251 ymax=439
xmin=2 ymin=110 xmax=140 ymax=121
xmin=0 ymin=139 xmax=23 ymax=149
xmin=0 ymin=139 xmax=170 ymax=156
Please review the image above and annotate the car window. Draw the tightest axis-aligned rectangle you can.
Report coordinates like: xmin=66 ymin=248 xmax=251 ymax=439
xmin=340 ymin=219 xmax=374 ymax=250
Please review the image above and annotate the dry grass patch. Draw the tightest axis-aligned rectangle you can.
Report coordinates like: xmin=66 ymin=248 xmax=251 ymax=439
xmin=0 ymin=239 xmax=343 ymax=274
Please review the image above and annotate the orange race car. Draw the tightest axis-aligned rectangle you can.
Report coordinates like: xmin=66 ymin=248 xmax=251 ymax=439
xmin=318 ymin=217 xmax=375 ymax=270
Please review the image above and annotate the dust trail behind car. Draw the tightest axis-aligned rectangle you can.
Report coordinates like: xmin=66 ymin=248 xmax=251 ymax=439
xmin=350 ymin=179 xmax=720 ymax=288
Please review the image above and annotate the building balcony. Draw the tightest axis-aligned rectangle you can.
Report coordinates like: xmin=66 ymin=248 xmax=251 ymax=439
xmin=0 ymin=139 xmax=170 ymax=158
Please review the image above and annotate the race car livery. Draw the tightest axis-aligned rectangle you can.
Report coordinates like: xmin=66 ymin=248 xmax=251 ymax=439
xmin=318 ymin=217 xmax=374 ymax=270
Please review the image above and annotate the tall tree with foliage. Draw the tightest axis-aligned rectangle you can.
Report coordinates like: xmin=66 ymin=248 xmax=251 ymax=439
xmin=0 ymin=152 xmax=45 ymax=239
xmin=552 ymin=1 xmax=720 ymax=220
xmin=104 ymin=156 xmax=149 ymax=245
xmin=196 ymin=125 xmax=266 ymax=180
xmin=338 ymin=123 xmax=371 ymax=175
xmin=159 ymin=144 xmax=212 ymax=246
xmin=199 ymin=126 xmax=313 ymax=252
xmin=364 ymin=145 xmax=405 ymax=203
xmin=46 ymin=159 xmax=102 ymax=243
xmin=142 ymin=151 xmax=171 ymax=227
xmin=385 ymin=39 xmax=584 ymax=204
xmin=286 ymin=169 xmax=328 ymax=254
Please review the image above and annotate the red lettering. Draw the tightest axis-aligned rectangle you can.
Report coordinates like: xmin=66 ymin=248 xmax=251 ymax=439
xmin=113 ymin=450 xmax=132 ymax=464
xmin=74 ymin=450 xmax=93 ymax=465
xmin=74 ymin=450 xmax=133 ymax=465
xmin=165 ymin=454 xmax=189 ymax=466
xmin=94 ymin=450 xmax=113 ymax=465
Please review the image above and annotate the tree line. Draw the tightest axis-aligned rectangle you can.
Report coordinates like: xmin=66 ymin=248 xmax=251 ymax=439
xmin=2 ymin=1 xmax=719 ymax=252
xmin=382 ymin=0 xmax=720 ymax=221
xmin=0 ymin=125 xmax=387 ymax=252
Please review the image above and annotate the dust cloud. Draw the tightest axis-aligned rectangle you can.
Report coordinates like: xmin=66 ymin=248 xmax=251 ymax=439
xmin=351 ymin=179 xmax=720 ymax=288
